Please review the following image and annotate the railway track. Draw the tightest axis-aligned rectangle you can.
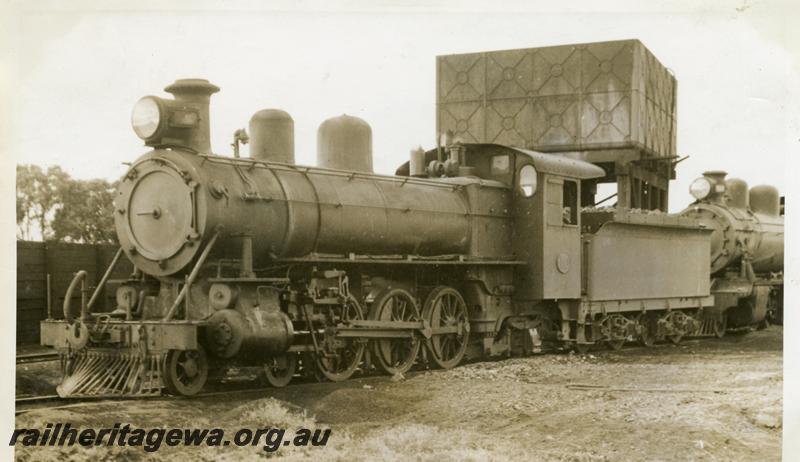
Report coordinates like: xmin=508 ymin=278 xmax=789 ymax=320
xmin=16 ymin=352 xmax=60 ymax=365
xmin=14 ymin=384 xmax=316 ymax=416
xmin=12 ymin=332 xmax=753 ymax=417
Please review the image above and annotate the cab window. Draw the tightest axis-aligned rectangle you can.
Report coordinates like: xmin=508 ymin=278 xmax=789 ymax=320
xmin=518 ymin=165 xmax=537 ymax=197
xmin=562 ymin=180 xmax=578 ymax=225
xmin=491 ymin=155 xmax=510 ymax=175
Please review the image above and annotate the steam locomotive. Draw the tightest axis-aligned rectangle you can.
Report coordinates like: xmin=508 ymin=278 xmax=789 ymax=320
xmin=41 ymin=42 xmax=783 ymax=398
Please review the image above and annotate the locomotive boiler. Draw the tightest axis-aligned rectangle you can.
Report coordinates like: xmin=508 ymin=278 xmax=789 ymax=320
xmin=681 ymin=171 xmax=784 ymax=326
xmin=40 ymin=40 xmax=783 ymax=399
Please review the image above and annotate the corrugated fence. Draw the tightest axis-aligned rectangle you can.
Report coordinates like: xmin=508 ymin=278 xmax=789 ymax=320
xmin=17 ymin=241 xmax=134 ymax=345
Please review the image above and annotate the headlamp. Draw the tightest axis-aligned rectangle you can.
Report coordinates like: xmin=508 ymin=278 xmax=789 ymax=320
xmin=131 ymin=97 xmax=164 ymax=140
xmin=689 ymin=177 xmax=712 ymax=200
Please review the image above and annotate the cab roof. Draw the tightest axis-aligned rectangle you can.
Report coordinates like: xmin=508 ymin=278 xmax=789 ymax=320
xmin=394 ymin=143 xmax=606 ymax=180
xmin=500 ymin=145 xmax=605 ymax=180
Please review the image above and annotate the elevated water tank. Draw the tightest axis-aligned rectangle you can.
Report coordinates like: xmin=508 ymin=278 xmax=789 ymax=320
xmin=317 ymin=114 xmax=373 ymax=172
xmin=725 ymin=178 xmax=749 ymax=209
xmin=249 ymin=109 xmax=295 ymax=163
xmin=750 ymin=185 xmax=780 ymax=216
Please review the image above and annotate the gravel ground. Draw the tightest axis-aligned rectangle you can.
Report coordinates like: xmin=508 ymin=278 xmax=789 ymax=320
xmin=15 ymin=327 xmax=783 ymax=461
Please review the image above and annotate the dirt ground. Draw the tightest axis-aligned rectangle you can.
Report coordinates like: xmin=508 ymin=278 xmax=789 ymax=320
xmin=15 ymin=327 xmax=783 ymax=461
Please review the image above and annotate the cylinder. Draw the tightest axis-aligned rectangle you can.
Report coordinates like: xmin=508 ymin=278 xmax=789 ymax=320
xmin=410 ymin=147 xmax=427 ymax=177
xmin=249 ymin=109 xmax=295 ymax=163
xmin=205 ymin=309 xmax=294 ymax=360
xmin=725 ymin=178 xmax=749 ymax=209
xmin=750 ymin=185 xmax=780 ymax=216
xmin=317 ymin=114 xmax=373 ymax=172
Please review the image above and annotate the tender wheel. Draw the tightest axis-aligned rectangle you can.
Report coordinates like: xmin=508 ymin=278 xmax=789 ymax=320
xmin=163 ymin=346 xmax=209 ymax=396
xmin=316 ymin=296 xmax=366 ymax=382
xmin=599 ymin=314 xmax=628 ymax=351
xmin=423 ymin=286 xmax=469 ymax=369
xmin=667 ymin=334 xmax=683 ymax=345
xmin=638 ymin=314 xmax=656 ymax=347
xmin=369 ymin=288 xmax=422 ymax=375
xmin=263 ymin=354 xmax=297 ymax=388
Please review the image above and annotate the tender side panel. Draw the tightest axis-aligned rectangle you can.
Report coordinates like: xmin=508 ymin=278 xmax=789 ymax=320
xmin=584 ymin=222 xmax=710 ymax=301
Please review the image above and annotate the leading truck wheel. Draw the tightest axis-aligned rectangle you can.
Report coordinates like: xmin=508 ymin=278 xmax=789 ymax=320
xmin=163 ymin=346 xmax=209 ymax=396
xmin=423 ymin=286 xmax=469 ymax=370
xmin=263 ymin=354 xmax=297 ymax=388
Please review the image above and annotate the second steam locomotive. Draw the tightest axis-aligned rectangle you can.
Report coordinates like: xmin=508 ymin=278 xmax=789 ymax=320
xmin=41 ymin=40 xmax=783 ymax=397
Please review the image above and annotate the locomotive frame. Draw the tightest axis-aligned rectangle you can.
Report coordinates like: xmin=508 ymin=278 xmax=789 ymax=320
xmin=41 ymin=141 xmax=727 ymax=397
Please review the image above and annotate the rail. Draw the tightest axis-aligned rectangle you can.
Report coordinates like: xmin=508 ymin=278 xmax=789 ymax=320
xmin=16 ymin=352 xmax=59 ymax=364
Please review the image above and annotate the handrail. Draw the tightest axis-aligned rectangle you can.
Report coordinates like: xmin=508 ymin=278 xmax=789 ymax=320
xmin=86 ymin=247 xmax=124 ymax=311
xmin=162 ymin=232 xmax=220 ymax=321
xmin=63 ymin=270 xmax=89 ymax=323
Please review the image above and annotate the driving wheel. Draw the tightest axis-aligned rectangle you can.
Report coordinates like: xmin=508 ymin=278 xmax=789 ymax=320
xmin=369 ymin=288 xmax=422 ymax=375
xmin=422 ymin=286 xmax=469 ymax=369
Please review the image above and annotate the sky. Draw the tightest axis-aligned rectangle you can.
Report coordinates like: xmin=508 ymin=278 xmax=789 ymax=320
xmin=1 ymin=1 xmax=798 ymax=212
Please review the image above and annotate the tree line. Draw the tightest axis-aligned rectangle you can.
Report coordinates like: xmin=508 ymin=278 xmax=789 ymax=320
xmin=16 ymin=164 xmax=118 ymax=244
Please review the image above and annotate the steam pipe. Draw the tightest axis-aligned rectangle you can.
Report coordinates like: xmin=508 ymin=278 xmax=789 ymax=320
xmin=87 ymin=247 xmax=125 ymax=311
xmin=163 ymin=232 xmax=220 ymax=321
xmin=63 ymin=270 xmax=89 ymax=324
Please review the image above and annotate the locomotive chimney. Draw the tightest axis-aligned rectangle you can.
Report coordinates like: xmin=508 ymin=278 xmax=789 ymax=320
xmin=163 ymin=79 xmax=220 ymax=154
xmin=702 ymin=171 xmax=728 ymax=204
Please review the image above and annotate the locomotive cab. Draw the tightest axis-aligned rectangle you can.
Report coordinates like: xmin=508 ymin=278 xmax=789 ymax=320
xmin=398 ymin=143 xmax=604 ymax=300
xmin=507 ymin=148 xmax=604 ymax=300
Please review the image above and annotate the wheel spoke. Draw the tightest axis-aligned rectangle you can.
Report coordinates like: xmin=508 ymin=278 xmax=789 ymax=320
xmin=370 ymin=289 xmax=421 ymax=375
xmin=424 ymin=287 xmax=469 ymax=369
